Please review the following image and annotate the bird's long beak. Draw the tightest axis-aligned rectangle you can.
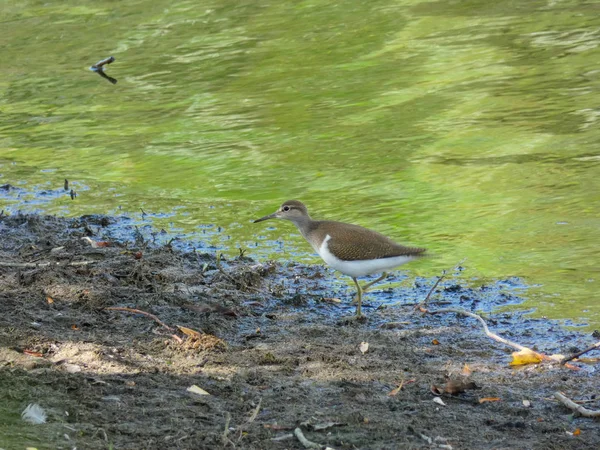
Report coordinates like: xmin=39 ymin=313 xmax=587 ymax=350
xmin=253 ymin=212 xmax=278 ymax=223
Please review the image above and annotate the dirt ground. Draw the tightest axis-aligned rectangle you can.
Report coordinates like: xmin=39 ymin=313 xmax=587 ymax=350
xmin=0 ymin=213 xmax=598 ymax=450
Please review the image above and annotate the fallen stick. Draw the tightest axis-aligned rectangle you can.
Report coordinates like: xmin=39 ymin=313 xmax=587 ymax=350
xmin=222 ymin=412 xmax=232 ymax=447
xmin=425 ymin=307 xmax=530 ymax=352
xmin=415 ymin=273 xmax=446 ymax=310
xmin=554 ymin=392 xmax=600 ymax=418
xmin=294 ymin=427 xmax=322 ymax=449
xmin=561 ymin=341 xmax=600 ymax=364
xmin=271 ymin=433 xmax=294 ymax=442
xmin=247 ymin=398 xmax=262 ymax=423
xmin=0 ymin=261 xmax=96 ymax=268
xmin=415 ymin=259 xmax=467 ymax=310
xmin=105 ymin=307 xmax=174 ymax=332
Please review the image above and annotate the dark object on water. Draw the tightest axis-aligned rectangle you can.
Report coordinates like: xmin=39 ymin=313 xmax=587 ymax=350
xmin=92 ymin=56 xmax=115 ymax=68
xmin=64 ymin=179 xmax=69 ymax=191
xmin=70 ymin=189 xmax=77 ymax=200
xmin=90 ymin=56 xmax=117 ymax=85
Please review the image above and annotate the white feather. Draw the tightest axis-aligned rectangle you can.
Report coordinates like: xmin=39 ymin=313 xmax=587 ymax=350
xmin=21 ymin=403 xmax=47 ymax=424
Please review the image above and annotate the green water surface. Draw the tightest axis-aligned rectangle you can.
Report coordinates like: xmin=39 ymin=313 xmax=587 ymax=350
xmin=1 ymin=0 xmax=600 ymax=329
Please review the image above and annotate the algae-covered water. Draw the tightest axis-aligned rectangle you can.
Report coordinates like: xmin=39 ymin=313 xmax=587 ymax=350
xmin=1 ymin=0 xmax=600 ymax=327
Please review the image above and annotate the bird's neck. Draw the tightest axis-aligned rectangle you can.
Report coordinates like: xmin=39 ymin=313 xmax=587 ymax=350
xmin=290 ymin=216 xmax=314 ymax=240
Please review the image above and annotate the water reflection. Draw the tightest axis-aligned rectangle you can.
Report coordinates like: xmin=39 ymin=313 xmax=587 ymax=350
xmin=1 ymin=0 xmax=599 ymax=328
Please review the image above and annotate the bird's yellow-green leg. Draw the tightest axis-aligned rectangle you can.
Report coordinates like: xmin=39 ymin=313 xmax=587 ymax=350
xmin=352 ymin=277 xmax=363 ymax=317
xmin=352 ymin=272 xmax=388 ymax=304
xmin=362 ymin=272 xmax=388 ymax=292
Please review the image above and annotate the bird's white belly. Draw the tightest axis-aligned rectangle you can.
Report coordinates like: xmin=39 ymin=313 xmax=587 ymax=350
xmin=317 ymin=235 xmax=416 ymax=278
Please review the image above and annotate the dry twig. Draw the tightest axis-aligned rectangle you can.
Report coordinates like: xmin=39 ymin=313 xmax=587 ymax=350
xmin=425 ymin=307 xmax=530 ymax=352
xmin=294 ymin=427 xmax=322 ymax=449
xmin=0 ymin=261 xmax=96 ymax=268
xmin=554 ymin=392 xmax=600 ymax=418
xmin=247 ymin=398 xmax=262 ymax=423
xmin=561 ymin=341 xmax=600 ymax=364
xmin=222 ymin=412 xmax=234 ymax=447
xmin=416 ymin=273 xmax=446 ymax=310
xmin=105 ymin=307 xmax=174 ymax=332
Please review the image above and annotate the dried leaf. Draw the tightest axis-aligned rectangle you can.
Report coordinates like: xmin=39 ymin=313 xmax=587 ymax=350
xmin=177 ymin=325 xmax=203 ymax=338
xmin=431 ymin=384 xmax=444 ymax=396
xmin=444 ymin=379 xmax=478 ymax=395
xmin=432 ymin=339 xmax=440 ymax=345
xmin=71 ymin=324 xmax=79 ymax=330
xmin=509 ymin=348 xmax=543 ymax=366
xmin=63 ymin=363 xmax=82 ymax=373
xmin=23 ymin=350 xmax=43 ymax=357
xmin=322 ymin=297 xmax=342 ymax=303
xmin=313 ymin=422 xmax=345 ymax=431
xmin=187 ymin=385 xmax=210 ymax=396
xmin=479 ymin=397 xmax=501 ymax=403
xmin=389 ymin=381 xmax=405 ymax=397
xmin=379 ymin=321 xmax=410 ymax=329
xmin=264 ymin=424 xmax=294 ymax=431
xmin=433 ymin=397 xmax=446 ymax=406
xmin=389 ymin=378 xmax=416 ymax=396
xmin=573 ymin=428 xmax=581 ymax=436
xmin=46 ymin=296 xmax=54 ymax=304
xmin=359 ymin=342 xmax=369 ymax=354
xmin=242 ymin=301 xmax=265 ymax=307
xmin=461 ymin=363 xmax=472 ymax=377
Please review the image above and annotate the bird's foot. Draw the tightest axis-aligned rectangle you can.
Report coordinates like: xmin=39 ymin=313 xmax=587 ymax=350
xmin=337 ymin=314 xmax=368 ymax=325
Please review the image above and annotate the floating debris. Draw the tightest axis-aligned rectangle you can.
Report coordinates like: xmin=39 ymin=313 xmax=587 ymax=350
xmin=90 ymin=56 xmax=117 ymax=84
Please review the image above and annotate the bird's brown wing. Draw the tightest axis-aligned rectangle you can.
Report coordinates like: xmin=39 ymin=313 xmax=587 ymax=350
xmin=313 ymin=221 xmax=426 ymax=261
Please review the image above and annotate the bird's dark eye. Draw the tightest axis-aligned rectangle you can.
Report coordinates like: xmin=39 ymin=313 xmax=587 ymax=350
xmin=282 ymin=205 xmax=290 ymax=212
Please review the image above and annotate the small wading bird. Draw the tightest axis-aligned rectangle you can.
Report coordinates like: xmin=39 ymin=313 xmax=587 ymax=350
xmin=254 ymin=200 xmax=426 ymax=318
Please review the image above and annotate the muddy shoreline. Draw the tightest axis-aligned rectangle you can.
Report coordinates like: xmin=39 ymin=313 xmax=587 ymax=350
xmin=0 ymin=213 xmax=598 ymax=449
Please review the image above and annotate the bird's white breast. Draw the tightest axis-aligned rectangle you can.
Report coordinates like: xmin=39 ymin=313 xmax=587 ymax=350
xmin=317 ymin=235 xmax=416 ymax=278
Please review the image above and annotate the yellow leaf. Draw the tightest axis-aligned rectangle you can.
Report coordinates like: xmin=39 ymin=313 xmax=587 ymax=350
xmin=46 ymin=296 xmax=54 ymax=304
xmin=573 ymin=428 xmax=581 ymax=436
xmin=509 ymin=348 xmax=543 ymax=366
xmin=432 ymin=339 xmax=440 ymax=345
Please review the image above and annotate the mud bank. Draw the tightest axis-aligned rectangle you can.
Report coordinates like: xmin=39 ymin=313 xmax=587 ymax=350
xmin=0 ymin=214 xmax=598 ymax=449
